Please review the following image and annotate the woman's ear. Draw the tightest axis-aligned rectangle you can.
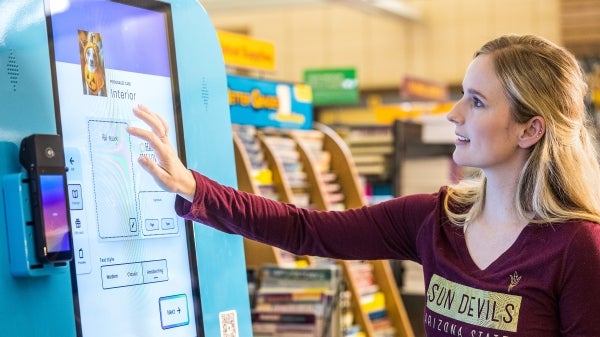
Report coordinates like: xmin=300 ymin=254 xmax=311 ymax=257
xmin=519 ymin=116 xmax=546 ymax=149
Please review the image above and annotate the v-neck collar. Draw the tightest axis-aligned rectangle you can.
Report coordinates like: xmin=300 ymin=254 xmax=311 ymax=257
xmin=454 ymin=224 xmax=532 ymax=273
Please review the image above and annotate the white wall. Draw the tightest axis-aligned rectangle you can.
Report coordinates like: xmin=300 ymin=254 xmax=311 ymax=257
xmin=205 ymin=0 xmax=560 ymax=88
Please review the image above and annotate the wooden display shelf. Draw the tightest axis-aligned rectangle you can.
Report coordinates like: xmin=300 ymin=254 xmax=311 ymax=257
xmin=232 ymin=132 xmax=312 ymax=269
xmin=312 ymin=123 xmax=415 ymax=337
xmin=340 ymin=259 xmax=416 ymax=337
xmin=233 ymin=123 xmax=415 ymax=337
xmin=313 ymin=122 xmax=366 ymax=209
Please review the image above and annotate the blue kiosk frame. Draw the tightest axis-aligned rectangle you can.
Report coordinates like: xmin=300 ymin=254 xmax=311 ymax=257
xmin=0 ymin=0 xmax=252 ymax=336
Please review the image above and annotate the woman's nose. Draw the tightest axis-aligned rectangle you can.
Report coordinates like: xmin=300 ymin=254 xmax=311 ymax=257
xmin=446 ymin=101 xmax=462 ymax=124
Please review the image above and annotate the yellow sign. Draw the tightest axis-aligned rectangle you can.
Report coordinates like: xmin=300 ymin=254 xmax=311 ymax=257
xmin=402 ymin=76 xmax=448 ymax=101
xmin=368 ymin=95 xmax=455 ymax=123
xmin=217 ymin=30 xmax=275 ymax=71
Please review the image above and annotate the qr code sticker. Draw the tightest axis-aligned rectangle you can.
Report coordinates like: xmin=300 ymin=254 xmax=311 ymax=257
xmin=219 ymin=310 xmax=239 ymax=337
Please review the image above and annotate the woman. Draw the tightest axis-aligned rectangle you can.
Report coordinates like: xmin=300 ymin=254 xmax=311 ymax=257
xmin=127 ymin=34 xmax=600 ymax=336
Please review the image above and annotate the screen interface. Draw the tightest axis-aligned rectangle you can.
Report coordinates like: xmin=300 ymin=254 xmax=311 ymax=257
xmin=45 ymin=0 xmax=202 ymax=336
xmin=39 ymin=173 xmax=70 ymax=253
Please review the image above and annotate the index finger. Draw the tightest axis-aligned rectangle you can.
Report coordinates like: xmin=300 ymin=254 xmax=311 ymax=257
xmin=132 ymin=104 xmax=169 ymax=139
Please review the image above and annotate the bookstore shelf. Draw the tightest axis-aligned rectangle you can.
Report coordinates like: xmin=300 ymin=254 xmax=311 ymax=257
xmin=232 ymin=129 xmax=312 ymax=270
xmin=233 ymin=122 xmax=415 ymax=337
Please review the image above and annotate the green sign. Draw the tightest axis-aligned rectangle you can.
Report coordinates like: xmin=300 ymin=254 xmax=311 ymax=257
xmin=303 ymin=68 xmax=359 ymax=106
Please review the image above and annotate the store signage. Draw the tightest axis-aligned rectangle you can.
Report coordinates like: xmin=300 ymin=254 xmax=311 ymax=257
xmin=227 ymin=75 xmax=313 ymax=130
xmin=217 ymin=30 xmax=275 ymax=71
xmin=401 ymin=76 xmax=448 ymax=101
xmin=303 ymin=67 xmax=359 ymax=106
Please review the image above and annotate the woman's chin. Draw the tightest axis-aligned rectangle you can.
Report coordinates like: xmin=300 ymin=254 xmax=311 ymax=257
xmin=451 ymin=154 xmax=472 ymax=168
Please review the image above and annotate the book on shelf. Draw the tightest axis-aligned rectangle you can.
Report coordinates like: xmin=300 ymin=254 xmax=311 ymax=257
xmin=255 ymin=300 xmax=328 ymax=314
xmin=320 ymin=172 xmax=338 ymax=183
xmin=286 ymin=171 xmax=308 ymax=188
xmin=326 ymin=192 xmax=345 ymax=205
xmin=253 ymin=328 xmax=321 ymax=337
xmin=354 ymin=163 xmax=388 ymax=176
xmin=361 ymin=291 xmax=386 ymax=316
xmin=349 ymin=145 xmax=394 ymax=155
xmin=366 ymin=308 xmax=387 ymax=321
xmin=291 ymin=192 xmax=311 ymax=208
xmin=252 ymin=318 xmax=321 ymax=336
xmin=260 ymin=132 xmax=314 ymax=209
xmin=288 ymin=128 xmax=348 ymax=211
xmin=313 ymin=151 xmax=331 ymax=173
xmin=252 ymin=311 xmax=319 ymax=325
xmin=371 ymin=316 xmax=395 ymax=331
xmin=343 ymin=325 xmax=367 ymax=337
xmin=288 ymin=129 xmax=324 ymax=153
xmin=323 ymin=182 xmax=341 ymax=193
xmin=252 ymin=264 xmax=342 ymax=337
xmin=347 ymin=261 xmax=376 ymax=289
xmin=340 ymin=288 xmax=367 ymax=337
xmin=367 ymin=308 xmax=397 ymax=337
xmin=372 ymin=326 xmax=397 ymax=337
xmin=255 ymin=289 xmax=332 ymax=304
xmin=351 ymin=155 xmax=387 ymax=166
xmin=275 ymin=251 xmax=310 ymax=268
xmin=233 ymin=123 xmax=283 ymax=202
xmin=345 ymin=260 xmax=401 ymax=336
xmin=259 ymin=264 xmax=341 ymax=292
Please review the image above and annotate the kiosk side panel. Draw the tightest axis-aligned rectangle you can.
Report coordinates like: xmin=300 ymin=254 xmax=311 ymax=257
xmin=0 ymin=1 xmax=77 ymax=336
xmin=170 ymin=1 xmax=253 ymax=336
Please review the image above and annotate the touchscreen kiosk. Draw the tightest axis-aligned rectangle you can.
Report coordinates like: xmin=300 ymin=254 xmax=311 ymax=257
xmin=46 ymin=1 xmax=202 ymax=336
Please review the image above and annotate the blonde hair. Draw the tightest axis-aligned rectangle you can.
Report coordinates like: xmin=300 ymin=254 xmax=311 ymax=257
xmin=445 ymin=34 xmax=600 ymax=226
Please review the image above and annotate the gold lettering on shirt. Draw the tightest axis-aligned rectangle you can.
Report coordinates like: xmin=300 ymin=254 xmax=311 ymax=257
xmin=426 ymin=274 xmax=522 ymax=332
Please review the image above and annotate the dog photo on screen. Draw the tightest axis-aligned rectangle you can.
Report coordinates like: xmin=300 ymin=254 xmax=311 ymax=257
xmin=78 ymin=30 xmax=107 ymax=97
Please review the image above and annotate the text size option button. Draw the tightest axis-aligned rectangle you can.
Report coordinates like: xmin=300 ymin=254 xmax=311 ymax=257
xmin=159 ymin=294 xmax=189 ymax=329
xmin=142 ymin=259 xmax=168 ymax=284
xmin=101 ymin=262 xmax=143 ymax=289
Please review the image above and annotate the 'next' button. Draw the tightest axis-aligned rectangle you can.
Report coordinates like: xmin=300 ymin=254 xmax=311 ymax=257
xmin=159 ymin=294 xmax=189 ymax=329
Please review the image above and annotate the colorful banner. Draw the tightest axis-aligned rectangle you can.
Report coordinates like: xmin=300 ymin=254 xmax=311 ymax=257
xmin=227 ymin=75 xmax=313 ymax=130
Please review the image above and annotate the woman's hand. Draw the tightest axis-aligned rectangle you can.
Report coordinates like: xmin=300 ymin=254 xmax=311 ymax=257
xmin=127 ymin=104 xmax=196 ymax=202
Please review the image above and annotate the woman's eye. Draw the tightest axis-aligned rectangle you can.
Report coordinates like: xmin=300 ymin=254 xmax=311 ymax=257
xmin=472 ymin=97 xmax=483 ymax=108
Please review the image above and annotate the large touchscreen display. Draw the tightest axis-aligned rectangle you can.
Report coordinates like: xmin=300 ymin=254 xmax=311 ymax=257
xmin=46 ymin=1 xmax=202 ymax=336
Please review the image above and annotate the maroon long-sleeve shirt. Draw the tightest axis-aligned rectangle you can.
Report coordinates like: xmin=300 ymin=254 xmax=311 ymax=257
xmin=176 ymin=171 xmax=600 ymax=337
